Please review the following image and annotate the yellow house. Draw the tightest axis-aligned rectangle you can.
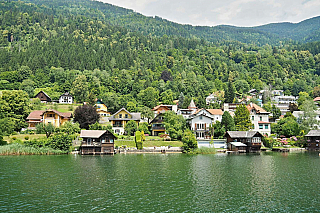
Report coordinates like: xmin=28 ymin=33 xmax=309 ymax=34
xmin=95 ymin=99 xmax=111 ymax=123
xmin=108 ymin=108 xmax=141 ymax=135
xmin=26 ymin=109 xmax=73 ymax=129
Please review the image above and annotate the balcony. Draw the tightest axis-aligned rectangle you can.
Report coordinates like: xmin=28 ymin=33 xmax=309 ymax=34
xmin=113 ymin=124 xmax=123 ymax=127
xmin=152 ymin=126 xmax=165 ymax=130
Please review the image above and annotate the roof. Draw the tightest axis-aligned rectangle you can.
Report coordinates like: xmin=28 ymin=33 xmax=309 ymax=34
xmin=258 ymin=121 xmax=271 ymax=124
xmin=230 ymin=142 xmax=247 ymax=147
xmin=305 ymin=130 xmax=320 ymax=137
xmin=80 ymin=130 xmax=107 ymax=138
xmin=226 ymin=131 xmax=263 ymax=138
xmin=188 ymin=99 xmax=197 ymax=109
xmin=26 ymin=110 xmax=45 ymax=120
xmin=60 ymin=92 xmax=73 ymax=98
xmin=207 ymin=109 xmax=223 ymax=115
xmin=34 ymin=91 xmax=51 ymax=99
xmin=247 ymin=103 xmax=269 ymax=114
xmin=43 ymin=109 xmax=72 ymax=118
xmin=108 ymin=108 xmax=141 ymax=121
xmin=152 ymin=105 xmax=170 ymax=112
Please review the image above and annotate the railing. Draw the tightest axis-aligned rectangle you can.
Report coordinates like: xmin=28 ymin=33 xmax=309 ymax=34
xmin=113 ymin=124 xmax=123 ymax=127
xmin=152 ymin=126 xmax=165 ymax=130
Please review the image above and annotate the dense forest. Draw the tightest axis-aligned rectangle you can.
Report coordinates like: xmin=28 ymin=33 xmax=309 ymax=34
xmin=1 ymin=0 xmax=320 ymax=113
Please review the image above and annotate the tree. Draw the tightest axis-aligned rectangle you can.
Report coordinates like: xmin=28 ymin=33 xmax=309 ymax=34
xmin=140 ymin=106 xmax=154 ymax=123
xmin=0 ymin=118 xmax=15 ymax=136
xmin=137 ymin=87 xmax=159 ymax=108
xmin=160 ymin=70 xmax=172 ymax=82
xmin=234 ymin=104 xmax=252 ymax=131
xmin=299 ymin=100 xmax=318 ymax=132
xmin=271 ymin=104 xmax=281 ymax=119
xmin=225 ymin=80 xmax=235 ymax=103
xmin=48 ymin=133 xmax=73 ymax=152
xmin=163 ymin=111 xmax=186 ymax=140
xmin=43 ymin=123 xmax=56 ymax=138
xmin=59 ymin=121 xmax=81 ymax=134
xmin=71 ymin=75 xmax=89 ymax=103
xmin=221 ymin=111 xmax=235 ymax=131
xmin=297 ymin=91 xmax=311 ymax=109
xmin=125 ymin=120 xmax=138 ymax=136
xmin=87 ymin=91 xmax=96 ymax=106
xmin=126 ymin=101 xmax=137 ymax=112
xmin=213 ymin=121 xmax=225 ymax=139
xmin=161 ymin=89 xmax=174 ymax=105
xmin=178 ymin=92 xmax=185 ymax=108
xmin=138 ymin=122 xmax=150 ymax=135
xmin=0 ymin=90 xmax=31 ymax=131
xmin=272 ymin=116 xmax=300 ymax=137
xmin=182 ymin=130 xmax=197 ymax=153
xmin=135 ymin=131 xmax=143 ymax=149
xmin=74 ymin=104 xmax=99 ymax=129
xmin=313 ymin=86 xmax=320 ymax=98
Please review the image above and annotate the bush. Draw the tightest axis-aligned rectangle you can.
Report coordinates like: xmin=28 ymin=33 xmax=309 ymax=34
xmin=24 ymin=136 xmax=29 ymax=140
xmin=193 ymin=147 xmax=216 ymax=154
xmin=135 ymin=131 xmax=143 ymax=150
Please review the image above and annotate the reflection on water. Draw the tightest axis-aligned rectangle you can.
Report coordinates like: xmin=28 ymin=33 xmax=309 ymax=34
xmin=1 ymin=152 xmax=320 ymax=212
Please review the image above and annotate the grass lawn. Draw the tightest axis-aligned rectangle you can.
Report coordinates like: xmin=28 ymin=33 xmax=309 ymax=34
xmin=4 ymin=134 xmax=46 ymax=143
xmin=40 ymin=103 xmax=82 ymax=113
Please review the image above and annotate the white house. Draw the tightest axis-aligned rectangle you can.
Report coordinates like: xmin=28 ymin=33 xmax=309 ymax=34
xmin=59 ymin=92 xmax=73 ymax=104
xmin=206 ymin=93 xmax=220 ymax=105
xmin=293 ymin=110 xmax=320 ymax=129
xmin=189 ymin=108 xmax=223 ymax=139
xmin=271 ymin=95 xmax=297 ymax=115
xmin=177 ymin=109 xmax=194 ymax=119
xmin=247 ymin=103 xmax=271 ymax=135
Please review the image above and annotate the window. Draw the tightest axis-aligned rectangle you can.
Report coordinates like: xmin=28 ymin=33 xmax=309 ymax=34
xmin=260 ymin=116 xmax=262 ymax=121
xmin=119 ymin=114 xmax=122 ymax=118
xmin=252 ymin=116 xmax=254 ymax=121
xmin=259 ymin=124 xmax=263 ymax=129
xmin=47 ymin=114 xmax=54 ymax=117
xmin=125 ymin=114 xmax=128 ymax=118
xmin=200 ymin=116 xmax=203 ymax=120
xmin=265 ymin=124 xmax=269 ymax=129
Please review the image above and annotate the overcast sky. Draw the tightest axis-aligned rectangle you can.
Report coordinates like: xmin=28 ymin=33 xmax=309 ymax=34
xmin=98 ymin=0 xmax=320 ymax=27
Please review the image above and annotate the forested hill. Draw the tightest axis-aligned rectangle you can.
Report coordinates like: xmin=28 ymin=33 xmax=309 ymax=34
xmin=0 ymin=0 xmax=320 ymax=113
xmin=10 ymin=0 xmax=320 ymax=45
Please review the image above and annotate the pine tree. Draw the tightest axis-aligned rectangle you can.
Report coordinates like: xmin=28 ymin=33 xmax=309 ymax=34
xmin=178 ymin=92 xmax=185 ymax=108
xmin=221 ymin=111 xmax=235 ymax=131
xmin=225 ymin=80 xmax=235 ymax=103
xmin=234 ymin=104 xmax=252 ymax=131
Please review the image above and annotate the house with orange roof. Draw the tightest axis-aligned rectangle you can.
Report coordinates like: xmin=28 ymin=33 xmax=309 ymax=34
xmin=247 ymin=103 xmax=271 ymax=135
xmin=189 ymin=108 xmax=223 ymax=139
xmin=26 ymin=109 xmax=73 ymax=129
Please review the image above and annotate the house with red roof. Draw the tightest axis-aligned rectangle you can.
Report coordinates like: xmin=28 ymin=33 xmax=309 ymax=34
xmin=247 ymin=103 xmax=271 ymax=135
xmin=26 ymin=109 xmax=73 ymax=129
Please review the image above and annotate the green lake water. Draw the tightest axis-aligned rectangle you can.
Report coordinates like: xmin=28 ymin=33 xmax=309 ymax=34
xmin=1 ymin=152 xmax=320 ymax=212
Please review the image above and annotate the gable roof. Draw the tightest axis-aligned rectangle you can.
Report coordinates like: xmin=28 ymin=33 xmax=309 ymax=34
xmin=226 ymin=131 xmax=263 ymax=138
xmin=80 ymin=130 xmax=116 ymax=139
xmin=247 ymin=103 xmax=269 ymax=114
xmin=152 ymin=105 xmax=170 ymax=111
xmin=305 ymin=130 xmax=320 ymax=137
xmin=26 ymin=110 xmax=45 ymax=120
xmin=43 ymin=109 xmax=72 ymax=118
xmin=207 ymin=109 xmax=223 ymax=115
xmin=34 ymin=91 xmax=51 ymax=100
xmin=60 ymin=92 xmax=73 ymax=98
xmin=26 ymin=109 xmax=72 ymax=120
xmin=108 ymin=108 xmax=141 ymax=121
xmin=188 ymin=99 xmax=197 ymax=109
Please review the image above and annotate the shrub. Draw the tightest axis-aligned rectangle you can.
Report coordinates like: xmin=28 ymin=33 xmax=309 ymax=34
xmin=24 ymin=136 xmax=29 ymax=140
xmin=135 ymin=131 xmax=143 ymax=150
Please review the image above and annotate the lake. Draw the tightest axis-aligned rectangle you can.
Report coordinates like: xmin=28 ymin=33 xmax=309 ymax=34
xmin=1 ymin=152 xmax=320 ymax=212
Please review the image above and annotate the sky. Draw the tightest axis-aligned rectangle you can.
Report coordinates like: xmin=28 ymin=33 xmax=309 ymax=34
xmin=98 ymin=0 xmax=320 ymax=27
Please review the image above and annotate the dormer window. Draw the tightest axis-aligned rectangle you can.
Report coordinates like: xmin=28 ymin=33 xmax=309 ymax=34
xmin=125 ymin=114 xmax=128 ymax=118
xmin=119 ymin=114 xmax=122 ymax=118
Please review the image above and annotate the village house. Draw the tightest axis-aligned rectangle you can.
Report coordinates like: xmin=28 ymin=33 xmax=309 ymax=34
xmin=205 ymin=93 xmax=220 ymax=105
xmin=247 ymin=103 xmax=271 ymax=135
xmin=34 ymin=91 xmax=51 ymax=103
xmin=152 ymin=104 xmax=178 ymax=116
xmin=149 ymin=113 xmax=166 ymax=136
xmin=271 ymin=95 xmax=297 ymax=115
xmin=305 ymin=130 xmax=320 ymax=151
xmin=80 ymin=130 xmax=116 ymax=155
xmin=108 ymin=108 xmax=141 ymax=135
xmin=225 ymin=131 xmax=263 ymax=152
xmin=95 ymin=99 xmax=111 ymax=123
xmin=189 ymin=108 xmax=223 ymax=139
xmin=26 ymin=109 xmax=72 ymax=129
xmin=59 ymin=92 xmax=73 ymax=104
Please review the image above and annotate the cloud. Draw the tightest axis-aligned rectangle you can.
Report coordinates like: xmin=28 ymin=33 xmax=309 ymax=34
xmin=99 ymin=0 xmax=320 ymax=27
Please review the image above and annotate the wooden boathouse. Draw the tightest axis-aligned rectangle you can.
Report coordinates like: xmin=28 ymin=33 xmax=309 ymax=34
xmin=80 ymin=130 xmax=116 ymax=155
